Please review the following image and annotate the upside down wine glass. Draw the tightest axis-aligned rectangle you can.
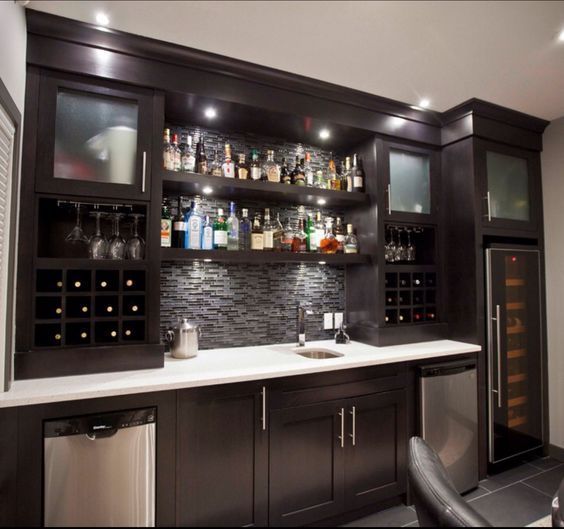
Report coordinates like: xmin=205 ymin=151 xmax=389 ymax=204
xmin=108 ymin=212 xmax=126 ymax=260
xmin=126 ymin=213 xmax=145 ymax=260
xmin=88 ymin=211 xmax=108 ymax=259
xmin=65 ymin=204 xmax=89 ymax=245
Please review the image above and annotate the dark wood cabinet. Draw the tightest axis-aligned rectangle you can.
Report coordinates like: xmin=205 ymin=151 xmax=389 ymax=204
xmin=35 ymin=70 xmax=154 ymax=201
xmin=176 ymin=382 xmax=268 ymax=527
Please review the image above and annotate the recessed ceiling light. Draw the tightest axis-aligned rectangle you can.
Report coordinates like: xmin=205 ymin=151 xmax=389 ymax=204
xmin=318 ymin=261 xmax=326 ymax=265
xmin=202 ymin=186 xmax=213 ymax=194
xmin=558 ymin=29 xmax=564 ymax=42
xmin=204 ymin=259 xmax=212 ymax=263
xmin=204 ymin=107 xmax=217 ymax=119
xmin=95 ymin=12 xmax=110 ymax=26
xmin=319 ymin=129 xmax=331 ymax=140
xmin=418 ymin=99 xmax=431 ymax=109
xmin=317 ymin=198 xmax=327 ymax=206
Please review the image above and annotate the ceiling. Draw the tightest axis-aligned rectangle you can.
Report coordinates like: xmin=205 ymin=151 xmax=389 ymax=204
xmin=27 ymin=0 xmax=564 ymax=121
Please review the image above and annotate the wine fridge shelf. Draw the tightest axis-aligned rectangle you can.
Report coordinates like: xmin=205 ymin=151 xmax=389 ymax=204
xmin=160 ymin=169 xmax=368 ymax=208
xmin=508 ymin=416 xmax=528 ymax=429
xmin=161 ymin=248 xmax=370 ymax=265
xmin=508 ymin=348 xmax=527 ymax=359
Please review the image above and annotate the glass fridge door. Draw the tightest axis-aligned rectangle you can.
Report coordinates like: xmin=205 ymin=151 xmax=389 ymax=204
xmin=486 ymin=248 xmax=543 ymax=464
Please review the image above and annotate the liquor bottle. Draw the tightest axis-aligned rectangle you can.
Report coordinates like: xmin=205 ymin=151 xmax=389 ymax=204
xmin=222 ymin=144 xmax=235 ymax=178
xmin=172 ymin=197 xmax=187 ymax=248
xmin=251 ymin=215 xmax=264 ymax=250
xmin=181 ymin=134 xmax=196 ymax=172
xmin=344 ymin=224 xmax=359 ymax=253
xmin=328 ymin=153 xmax=340 ymax=190
xmin=281 ymin=218 xmax=294 ymax=252
xmin=213 ymin=208 xmax=228 ymax=250
xmin=344 ymin=156 xmax=352 ymax=192
xmin=196 ymin=134 xmax=208 ymax=174
xmin=201 ymin=215 xmax=214 ymax=250
xmin=319 ymin=218 xmax=339 ymax=254
xmin=163 ymin=128 xmax=174 ymax=171
xmin=161 ymin=198 xmax=172 ymax=247
xmin=273 ymin=213 xmax=284 ymax=251
xmin=263 ymin=150 xmax=280 ymax=183
xmin=292 ymin=218 xmax=307 ymax=253
xmin=304 ymin=152 xmax=314 ymax=187
xmin=187 ymin=196 xmax=204 ymax=250
xmin=261 ymin=208 xmax=275 ymax=251
xmin=306 ymin=213 xmax=318 ymax=252
xmin=280 ymin=158 xmax=291 ymax=184
xmin=227 ymin=201 xmax=239 ymax=250
xmin=179 ymin=133 xmax=188 ymax=170
xmin=210 ymin=148 xmax=222 ymax=177
xmin=239 ymin=208 xmax=252 ymax=251
xmin=314 ymin=211 xmax=325 ymax=249
xmin=292 ymin=155 xmax=305 ymax=186
xmin=333 ymin=217 xmax=346 ymax=253
xmin=236 ymin=153 xmax=249 ymax=180
xmin=171 ymin=133 xmax=181 ymax=171
xmin=250 ymin=149 xmax=262 ymax=181
xmin=352 ymin=154 xmax=364 ymax=192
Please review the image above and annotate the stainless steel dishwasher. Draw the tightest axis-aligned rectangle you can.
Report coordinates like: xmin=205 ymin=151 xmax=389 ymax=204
xmin=44 ymin=407 xmax=156 ymax=527
xmin=420 ymin=359 xmax=479 ymax=494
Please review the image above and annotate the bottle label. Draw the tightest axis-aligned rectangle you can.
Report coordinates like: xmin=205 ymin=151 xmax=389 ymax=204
xmin=251 ymin=233 xmax=264 ymax=250
xmin=198 ymin=161 xmax=207 ymax=174
xmin=238 ymin=168 xmax=249 ymax=179
xmin=266 ymin=167 xmax=280 ymax=183
xmin=222 ymin=161 xmax=235 ymax=178
xmin=263 ymin=230 xmax=274 ymax=249
xmin=202 ymin=227 xmax=213 ymax=250
xmin=250 ymin=167 xmax=262 ymax=180
xmin=189 ymin=218 xmax=202 ymax=249
xmin=173 ymin=221 xmax=187 ymax=232
xmin=354 ymin=176 xmax=363 ymax=189
xmin=161 ymin=219 xmax=172 ymax=247
xmin=183 ymin=155 xmax=196 ymax=172
xmin=344 ymin=246 xmax=358 ymax=254
xmin=214 ymin=230 xmax=228 ymax=247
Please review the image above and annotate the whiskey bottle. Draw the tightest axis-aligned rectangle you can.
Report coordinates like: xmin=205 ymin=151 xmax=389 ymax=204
xmin=236 ymin=153 xmax=249 ymax=180
xmin=273 ymin=213 xmax=284 ymax=251
xmin=280 ymin=158 xmax=291 ymax=184
xmin=333 ymin=217 xmax=346 ymax=253
xmin=250 ymin=149 xmax=262 ymax=181
xmin=172 ymin=197 xmax=187 ymax=248
xmin=263 ymin=208 xmax=275 ymax=251
xmin=352 ymin=154 xmax=364 ymax=192
xmin=160 ymin=198 xmax=172 ymax=248
xmin=292 ymin=218 xmax=307 ymax=253
xmin=210 ymin=148 xmax=222 ymax=177
xmin=163 ymin=128 xmax=174 ymax=171
xmin=213 ymin=209 xmax=228 ymax=250
xmin=328 ymin=153 xmax=340 ymax=190
xmin=222 ymin=144 xmax=235 ymax=178
xmin=251 ymin=215 xmax=264 ymax=250
xmin=181 ymin=134 xmax=196 ymax=172
xmin=263 ymin=150 xmax=280 ymax=183
xmin=171 ymin=133 xmax=181 ymax=171
xmin=227 ymin=201 xmax=239 ymax=250
xmin=281 ymin=217 xmax=294 ymax=252
xmin=319 ymin=218 xmax=339 ymax=254
xmin=314 ymin=211 xmax=325 ymax=249
xmin=196 ymin=135 xmax=208 ymax=174
xmin=202 ymin=215 xmax=214 ymax=250
xmin=292 ymin=155 xmax=305 ymax=186
xmin=344 ymin=156 xmax=353 ymax=192
xmin=304 ymin=152 xmax=314 ymax=187
xmin=240 ymin=208 xmax=252 ymax=251
xmin=344 ymin=224 xmax=359 ymax=253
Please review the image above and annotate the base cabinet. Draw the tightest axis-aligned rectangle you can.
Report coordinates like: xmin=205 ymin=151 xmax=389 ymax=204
xmin=176 ymin=383 xmax=268 ymax=527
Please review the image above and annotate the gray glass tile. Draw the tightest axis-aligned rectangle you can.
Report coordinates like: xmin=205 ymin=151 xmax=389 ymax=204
xmin=341 ymin=505 xmax=417 ymax=527
xmin=523 ymin=465 xmax=564 ymax=497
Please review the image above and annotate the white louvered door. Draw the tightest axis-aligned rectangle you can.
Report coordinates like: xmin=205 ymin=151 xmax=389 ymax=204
xmin=0 ymin=102 xmax=16 ymax=389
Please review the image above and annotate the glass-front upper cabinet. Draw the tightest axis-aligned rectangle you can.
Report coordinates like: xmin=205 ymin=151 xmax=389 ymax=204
xmin=479 ymin=141 xmax=540 ymax=233
xmin=382 ymin=142 xmax=439 ymax=221
xmin=36 ymin=71 xmax=153 ymax=200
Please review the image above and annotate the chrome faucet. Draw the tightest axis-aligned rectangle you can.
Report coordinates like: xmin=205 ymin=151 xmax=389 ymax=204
xmin=297 ymin=305 xmax=314 ymax=347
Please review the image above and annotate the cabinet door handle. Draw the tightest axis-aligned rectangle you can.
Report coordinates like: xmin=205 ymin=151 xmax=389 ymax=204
xmin=484 ymin=191 xmax=492 ymax=222
xmin=261 ymin=386 xmax=267 ymax=431
xmin=142 ymin=151 xmax=147 ymax=193
xmin=338 ymin=408 xmax=345 ymax=448
xmin=349 ymin=406 xmax=356 ymax=446
xmin=492 ymin=304 xmax=502 ymax=408
xmin=387 ymin=184 xmax=392 ymax=215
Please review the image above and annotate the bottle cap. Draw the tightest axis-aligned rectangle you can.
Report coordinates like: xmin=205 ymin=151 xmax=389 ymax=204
xmin=347 ymin=224 xmax=353 ymax=233
xmin=242 ymin=208 xmax=248 ymax=216
xmin=218 ymin=208 xmax=224 ymax=216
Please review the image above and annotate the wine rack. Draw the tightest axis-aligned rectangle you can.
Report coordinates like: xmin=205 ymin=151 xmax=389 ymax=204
xmin=384 ymin=268 xmax=438 ymax=325
xmin=33 ymin=268 xmax=146 ymax=348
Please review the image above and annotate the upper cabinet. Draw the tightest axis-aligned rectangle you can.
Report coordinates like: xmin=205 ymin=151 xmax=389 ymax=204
xmin=35 ymin=71 xmax=154 ymax=200
xmin=382 ymin=142 xmax=440 ymax=222
xmin=477 ymin=140 xmax=541 ymax=233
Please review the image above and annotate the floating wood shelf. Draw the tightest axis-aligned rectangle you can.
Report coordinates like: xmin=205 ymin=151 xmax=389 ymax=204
xmin=161 ymin=248 xmax=370 ymax=265
xmin=161 ymin=170 xmax=369 ymax=208
xmin=506 ymin=278 xmax=525 ymax=287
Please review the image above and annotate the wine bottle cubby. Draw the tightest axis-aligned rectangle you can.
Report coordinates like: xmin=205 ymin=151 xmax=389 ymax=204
xmin=33 ymin=268 xmax=147 ymax=348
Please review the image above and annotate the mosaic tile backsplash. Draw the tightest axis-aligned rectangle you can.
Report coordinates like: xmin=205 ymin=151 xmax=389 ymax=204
xmin=161 ymin=262 xmax=345 ymax=349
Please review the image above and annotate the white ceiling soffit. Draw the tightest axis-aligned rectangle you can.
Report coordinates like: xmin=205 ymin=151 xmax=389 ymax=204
xmin=26 ymin=0 xmax=564 ymax=121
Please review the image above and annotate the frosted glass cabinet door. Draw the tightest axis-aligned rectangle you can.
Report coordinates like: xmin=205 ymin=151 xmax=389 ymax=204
xmin=486 ymin=151 xmax=530 ymax=222
xmin=389 ymin=149 xmax=431 ymax=215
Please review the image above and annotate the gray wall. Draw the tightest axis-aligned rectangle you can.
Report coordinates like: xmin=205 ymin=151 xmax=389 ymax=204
xmin=541 ymin=116 xmax=564 ymax=450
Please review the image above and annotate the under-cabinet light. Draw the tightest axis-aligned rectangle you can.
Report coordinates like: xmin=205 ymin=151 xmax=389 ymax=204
xmin=317 ymin=198 xmax=327 ymax=206
xmin=204 ymin=107 xmax=217 ymax=119
xmin=319 ymin=129 xmax=331 ymax=140
xmin=318 ymin=261 xmax=327 ymax=265
xmin=202 ymin=186 xmax=213 ymax=195
xmin=95 ymin=12 xmax=110 ymax=26
xmin=204 ymin=259 xmax=212 ymax=263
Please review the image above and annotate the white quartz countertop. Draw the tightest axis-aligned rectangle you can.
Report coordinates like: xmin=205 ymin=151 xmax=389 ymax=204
xmin=0 ymin=339 xmax=480 ymax=408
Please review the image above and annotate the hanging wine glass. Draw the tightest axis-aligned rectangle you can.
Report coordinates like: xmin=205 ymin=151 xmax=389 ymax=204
xmin=108 ymin=212 xmax=126 ymax=260
xmin=394 ymin=228 xmax=406 ymax=262
xmin=406 ymin=228 xmax=416 ymax=262
xmin=126 ymin=213 xmax=145 ymax=260
xmin=387 ymin=227 xmax=397 ymax=263
xmin=65 ymin=204 xmax=89 ymax=245
xmin=88 ymin=211 xmax=108 ymax=259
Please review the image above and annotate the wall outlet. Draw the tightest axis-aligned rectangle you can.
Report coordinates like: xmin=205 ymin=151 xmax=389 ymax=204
xmin=334 ymin=313 xmax=344 ymax=329
xmin=323 ymin=313 xmax=334 ymax=330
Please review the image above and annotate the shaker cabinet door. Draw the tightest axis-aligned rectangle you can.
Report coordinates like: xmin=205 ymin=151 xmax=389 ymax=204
xmin=35 ymin=71 xmax=153 ymax=200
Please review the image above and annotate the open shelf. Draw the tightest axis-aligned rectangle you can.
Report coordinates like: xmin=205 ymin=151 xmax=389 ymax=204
xmin=161 ymin=170 xmax=368 ymax=208
xmin=161 ymin=248 xmax=370 ymax=265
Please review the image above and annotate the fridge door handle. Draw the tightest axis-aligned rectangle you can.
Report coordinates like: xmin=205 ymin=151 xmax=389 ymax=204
xmin=492 ymin=304 xmax=502 ymax=408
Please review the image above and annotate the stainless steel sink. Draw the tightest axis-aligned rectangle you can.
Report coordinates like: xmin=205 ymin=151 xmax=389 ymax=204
xmin=294 ymin=348 xmax=344 ymax=359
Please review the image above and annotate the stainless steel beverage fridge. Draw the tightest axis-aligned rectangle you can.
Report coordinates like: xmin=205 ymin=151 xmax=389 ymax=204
xmin=485 ymin=246 xmax=544 ymax=464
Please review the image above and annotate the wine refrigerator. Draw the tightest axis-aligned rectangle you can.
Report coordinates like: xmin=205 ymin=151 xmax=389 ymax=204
xmin=485 ymin=246 xmax=544 ymax=464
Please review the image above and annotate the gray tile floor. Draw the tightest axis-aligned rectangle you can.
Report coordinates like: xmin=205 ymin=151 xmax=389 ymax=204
xmin=342 ymin=456 xmax=563 ymax=527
